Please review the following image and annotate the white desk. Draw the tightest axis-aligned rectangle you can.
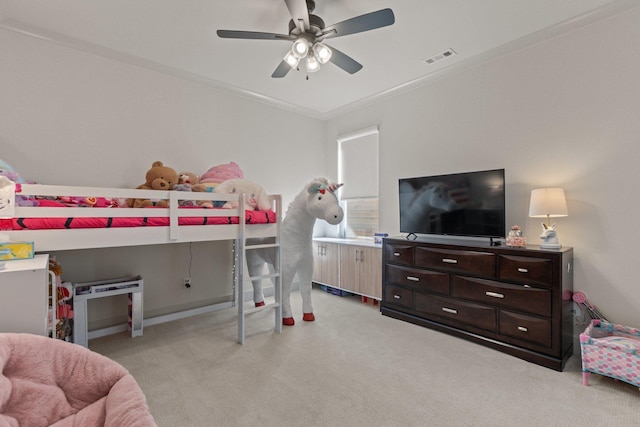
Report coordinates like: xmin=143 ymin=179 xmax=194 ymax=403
xmin=0 ymin=254 xmax=49 ymax=335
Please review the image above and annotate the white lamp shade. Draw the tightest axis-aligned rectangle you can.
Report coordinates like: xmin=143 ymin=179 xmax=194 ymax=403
xmin=292 ymin=38 xmax=310 ymax=58
xmin=529 ymin=188 xmax=568 ymax=218
xmin=305 ymin=55 xmax=320 ymax=72
xmin=283 ymin=51 xmax=300 ymax=68
xmin=313 ymin=43 xmax=332 ymax=64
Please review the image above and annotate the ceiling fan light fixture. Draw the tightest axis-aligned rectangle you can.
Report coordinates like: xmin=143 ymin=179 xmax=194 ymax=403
xmin=312 ymin=42 xmax=332 ymax=64
xmin=305 ymin=54 xmax=320 ymax=73
xmin=284 ymin=50 xmax=300 ymax=68
xmin=292 ymin=37 xmax=311 ymax=58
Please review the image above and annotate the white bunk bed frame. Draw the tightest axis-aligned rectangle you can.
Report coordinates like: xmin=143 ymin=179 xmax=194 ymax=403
xmin=4 ymin=183 xmax=283 ymax=344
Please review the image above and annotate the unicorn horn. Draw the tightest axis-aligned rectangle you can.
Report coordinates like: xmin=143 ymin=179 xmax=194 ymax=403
xmin=328 ymin=183 xmax=344 ymax=193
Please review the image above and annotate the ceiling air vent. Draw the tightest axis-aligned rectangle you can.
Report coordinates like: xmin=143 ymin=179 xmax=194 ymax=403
xmin=423 ymin=48 xmax=457 ymax=65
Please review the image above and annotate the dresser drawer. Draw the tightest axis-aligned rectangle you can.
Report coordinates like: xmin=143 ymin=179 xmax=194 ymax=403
xmin=499 ymin=310 xmax=552 ymax=348
xmin=414 ymin=293 xmax=496 ymax=332
xmin=386 ymin=264 xmax=449 ymax=295
xmin=415 ymin=247 xmax=496 ymax=277
xmin=384 ymin=285 xmax=413 ymax=310
xmin=451 ymin=276 xmax=551 ymax=317
xmin=385 ymin=244 xmax=414 ymax=266
xmin=498 ymin=255 xmax=553 ymax=287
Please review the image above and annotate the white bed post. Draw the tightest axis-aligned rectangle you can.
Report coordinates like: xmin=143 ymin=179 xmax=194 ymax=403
xmin=274 ymin=195 xmax=283 ymax=333
xmin=236 ymin=193 xmax=246 ymax=344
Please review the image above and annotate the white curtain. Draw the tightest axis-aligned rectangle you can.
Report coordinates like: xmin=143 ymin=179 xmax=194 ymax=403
xmin=338 ymin=126 xmax=379 ymax=200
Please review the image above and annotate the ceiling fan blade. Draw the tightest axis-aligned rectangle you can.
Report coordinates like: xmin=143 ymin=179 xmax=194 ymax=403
xmin=217 ymin=30 xmax=293 ymax=41
xmin=327 ymin=45 xmax=363 ymax=74
xmin=272 ymin=60 xmax=293 ymax=78
xmin=285 ymin=0 xmax=310 ymax=30
xmin=323 ymin=8 xmax=395 ymax=39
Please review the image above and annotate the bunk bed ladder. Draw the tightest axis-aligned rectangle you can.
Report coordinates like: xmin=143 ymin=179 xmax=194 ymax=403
xmin=234 ymin=194 xmax=283 ymax=344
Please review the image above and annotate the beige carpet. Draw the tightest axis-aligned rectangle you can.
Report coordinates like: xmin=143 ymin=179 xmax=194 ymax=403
xmin=90 ymin=285 xmax=639 ymax=427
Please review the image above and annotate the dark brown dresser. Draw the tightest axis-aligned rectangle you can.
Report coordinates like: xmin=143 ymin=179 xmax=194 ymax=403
xmin=381 ymin=237 xmax=574 ymax=370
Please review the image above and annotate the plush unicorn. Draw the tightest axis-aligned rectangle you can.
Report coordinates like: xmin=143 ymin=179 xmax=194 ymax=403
xmin=246 ymin=177 xmax=344 ymax=325
xmin=539 ymin=222 xmax=561 ymax=249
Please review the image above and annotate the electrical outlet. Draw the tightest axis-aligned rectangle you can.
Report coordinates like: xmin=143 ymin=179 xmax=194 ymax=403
xmin=183 ymin=278 xmax=191 ymax=288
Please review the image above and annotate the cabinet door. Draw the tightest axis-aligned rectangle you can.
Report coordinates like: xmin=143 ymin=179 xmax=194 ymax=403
xmin=340 ymin=245 xmax=382 ymax=298
xmin=358 ymin=246 xmax=382 ymax=299
xmin=312 ymin=242 xmax=323 ymax=283
xmin=312 ymin=242 xmax=340 ymax=287
xmin=340 ymin=245 xmax=359 ymax=292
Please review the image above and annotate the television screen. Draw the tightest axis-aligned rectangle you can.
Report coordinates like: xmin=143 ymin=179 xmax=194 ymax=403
xmin=399 ymin=169 xmax=505 ymax=238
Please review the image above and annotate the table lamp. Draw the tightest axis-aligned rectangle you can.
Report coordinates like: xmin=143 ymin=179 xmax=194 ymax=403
xmin=529 ymin=188 xmax=568 ymax=249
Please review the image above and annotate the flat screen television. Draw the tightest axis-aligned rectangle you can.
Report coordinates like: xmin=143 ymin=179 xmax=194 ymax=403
xmin=399 ymin=168 xmax=506 ymax=239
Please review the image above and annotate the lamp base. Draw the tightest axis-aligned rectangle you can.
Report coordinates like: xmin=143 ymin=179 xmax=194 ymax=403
xmin=540 ymin=242 xmax=562 ymax=249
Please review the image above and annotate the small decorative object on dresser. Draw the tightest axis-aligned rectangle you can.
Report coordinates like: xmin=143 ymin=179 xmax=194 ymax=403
xmin=506 ymin=225 xmax=526 ymax=247
xmin=381 ymin=236 xmax=574 ymax=371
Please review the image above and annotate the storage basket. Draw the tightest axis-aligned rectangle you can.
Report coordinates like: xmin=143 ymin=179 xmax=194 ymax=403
xmin=579 ymin=319 xmax=640 ymax=388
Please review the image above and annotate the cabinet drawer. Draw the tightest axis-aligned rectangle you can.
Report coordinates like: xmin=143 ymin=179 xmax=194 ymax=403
xmin=385 ymin=244 xmax=414 ymax=266
xmin=498 ymin=255 xmax=553 ymax=287
xmin=499 ymin=310 xmax=552 ymax=348
xmin=386 ymin=264 xmax=449 ymax=295
xmin=415 ymin=247 xmax=495 ymax=277
xmin=451 ymin=276 xmax=551 ymax=317
xmin=414 ymin=293 xmax=496 ymax=332
xmin=384 ymin=285 xmax=413 ymax=310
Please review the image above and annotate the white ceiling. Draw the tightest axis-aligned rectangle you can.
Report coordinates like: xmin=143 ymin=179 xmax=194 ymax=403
xmin=1 ymin=0 xmax=637 ymax=119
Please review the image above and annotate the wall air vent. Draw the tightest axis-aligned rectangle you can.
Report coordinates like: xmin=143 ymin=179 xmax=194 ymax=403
xmin=423 ymin=48 xmax=457 ymax=65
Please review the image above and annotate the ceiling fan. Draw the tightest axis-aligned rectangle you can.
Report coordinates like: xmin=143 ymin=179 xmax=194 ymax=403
xmin=217 ymin=0 xmax=395 ymax=78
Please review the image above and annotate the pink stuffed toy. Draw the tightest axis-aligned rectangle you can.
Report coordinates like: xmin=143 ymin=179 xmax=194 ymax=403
xmin=200 ymin=162 xmax=244 ymax=187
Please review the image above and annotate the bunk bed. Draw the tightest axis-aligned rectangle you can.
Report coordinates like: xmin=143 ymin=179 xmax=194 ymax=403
xmin=1 ymin=183 xmax=283 ymax=344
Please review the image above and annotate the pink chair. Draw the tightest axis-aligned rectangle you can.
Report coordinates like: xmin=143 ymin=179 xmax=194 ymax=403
xmin=0 ymin=333 xmax=156 ymax=426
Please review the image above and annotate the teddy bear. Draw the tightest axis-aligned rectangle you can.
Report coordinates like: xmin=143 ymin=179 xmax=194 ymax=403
xmin=176 ymin=171 xmax=213 ymax=208
xmin=177 ymin=171 xmax=207 ymax=192
xmin=213 ymin=178 xmax=271 ymax=211
xmin=127 ymin=161 xmax=179 ymax=208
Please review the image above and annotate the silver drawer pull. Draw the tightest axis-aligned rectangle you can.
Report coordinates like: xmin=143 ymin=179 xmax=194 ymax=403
xmin=407 ymin=276 xmax=420 ymax=282
xmin=442 ymin=258 xmax=458 ymax=264
xmin=485 ymin=291 xmax=504 ymax=299
xmin=523 ymin=284 xmax=531 ymax=288
xmin=517 ymin=268 xmax=529 ymax=273
xmin=393 ymin=294 xmax=401 ymax=299
xmin=517 ymin=326 xmax=528 ymax=332
xmin=442 ymin=307 xmax=458 ymax=314
xmin=394 ymin=252 xmax=401 ymax=256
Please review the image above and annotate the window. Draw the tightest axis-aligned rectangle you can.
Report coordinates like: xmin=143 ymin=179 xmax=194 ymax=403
xmin=338 ymin=126 xmax=380 ymax=238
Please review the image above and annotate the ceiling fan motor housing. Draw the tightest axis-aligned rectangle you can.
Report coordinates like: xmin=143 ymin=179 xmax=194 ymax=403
xmin=289 ymin=14 xmax=325 ymax=36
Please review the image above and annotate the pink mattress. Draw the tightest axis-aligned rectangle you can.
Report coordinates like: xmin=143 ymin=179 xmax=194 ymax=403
xmin=2 ymin=203 xmax=276 ymax=231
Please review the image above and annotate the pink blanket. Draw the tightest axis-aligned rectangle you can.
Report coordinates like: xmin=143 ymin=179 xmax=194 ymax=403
xmin=0 ymin=333 xmax=156 ymax=427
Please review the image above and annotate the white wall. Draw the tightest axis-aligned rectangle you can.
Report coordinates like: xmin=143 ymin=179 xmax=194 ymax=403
xmin=325 ymin=7 xmax=640 ymax=328
xmin=0 ymin=27 xmax=326 ymax=327
xmin=2 ymin=6 xmax=639 ymax=332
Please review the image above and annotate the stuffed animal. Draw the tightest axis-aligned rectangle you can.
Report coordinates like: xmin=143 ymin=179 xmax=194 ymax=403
xmin=177 ymin=171 xmax=213 ymax=208
xmin=173 ymin=183 xmax=196 ymax=206
xmin=127 ymin=161 xmax=179 ymax=208
xmin=0 ymin=176 xmax=15 ymax=217
xmin=0 ymin=159 xmax=39 ymax=207
xmin=178 ymin=171 xmax=207 ymax=192
xmin=200 ymin=162 xmax=244 ymax=191
xmin=213 ymin=178 xmax=271 ymax=211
